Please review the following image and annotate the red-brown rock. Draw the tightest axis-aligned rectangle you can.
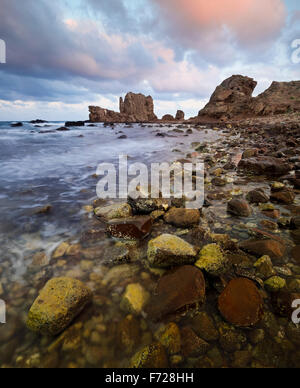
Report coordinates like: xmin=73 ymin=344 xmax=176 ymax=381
xmin=239 ymin=239 xmax=286 ymax=261
xmin=107 ymin=216 xmax=153 ymax=240
xmin=238 ymin=156 xmax=292 ymax=177
xmin=218 ymin=278 xmax=264 ymax=327
xmin=147 ymin=266 xmax=206 ymax=321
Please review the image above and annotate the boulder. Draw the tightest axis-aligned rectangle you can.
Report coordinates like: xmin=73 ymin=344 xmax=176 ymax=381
xmin=27 ymin=278 xmax=92 ymax=336
xmin=107 ymin=216 xmax=153 ymax=240
xmin=146 ymin=266 xmax=206 ymax=320
xmin=239 ymin=239 xmax=286 ymax=261
xmin=218 ymin=278 xmax=264 ymax=327
xmin=238 ymin=156 xmax=291 ymax=176
xmin=65 ymin=121 xmax=85 ymax=127
xmin=195 ymin=244 xmax=229 ymax=276
xmin=227 ymin=198 xmax=252 ymax=217
xmin=147 ymin=234 xmax=197 ymax=268
xmin=94 ymin=203 xmax=132 ymax=220
xmin=163 ymin=208 xmax=201 ymax=227
xmin=246 ymin=189 xmax=269 ymax=204
xmin=270 ymin=189 xmax=295 ymax=205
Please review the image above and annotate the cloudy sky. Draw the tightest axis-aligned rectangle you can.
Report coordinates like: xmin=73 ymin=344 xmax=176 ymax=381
xmin=0 ymin=0 xmax=299 ymax=121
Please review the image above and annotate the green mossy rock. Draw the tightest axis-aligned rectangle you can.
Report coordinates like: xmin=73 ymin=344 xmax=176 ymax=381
xmin=27 ymin=278 xmax=92 ymax=336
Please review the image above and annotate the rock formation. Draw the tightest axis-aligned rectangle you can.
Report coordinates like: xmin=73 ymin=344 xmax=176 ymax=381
xmin=198 ymin=75 xmax=257 ymax=120
xmin=175 ymin=110 xmax=185 ymax=120
xmin=197 ymin=75 xmax=300 ymax=120
xmin=89 ymin=92 xmax=157 ymax=123
xmin=162 ymin=114 xmax=175 ymax=121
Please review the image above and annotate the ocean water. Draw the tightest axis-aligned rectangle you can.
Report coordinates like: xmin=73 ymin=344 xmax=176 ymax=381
xmin=0 ymin=121 xmax=222 ymax=367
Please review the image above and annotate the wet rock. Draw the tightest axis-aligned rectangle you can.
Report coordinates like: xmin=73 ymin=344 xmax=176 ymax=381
xmin=95 ymin=203 xmax=132 ymax=220
xmin=11 ymin=122 xmax=23 ymax=127
xmin=227 ymin=198 xmax=252 ymax=217
xmin=120 ymin=283 xmax=150 ymax=315
xmin=190 ymin=312 xmax=219 ymax=342
xmin=156 ymin=323 xmax=181 ymax=355
xmin=147 ymin=234 xmax=197 ymax=268
xmin=264 ymin=276 xmax=286 ymax=292
xmin=291 ymin=246 xmax=300 ymax=263
xmin=33 ymin=204 xmax=52 ymax=215
xmin=232 ymin=350 xmax=252 ymax=368
xmin=238 ymin=156 xmax=291 ymax=176
xmin=31 ymin=251 xmax=49 ymax=267
xmin=52 ymin=242 xmax=70 ymax=259
xmin=181 ymin=327 xmax=209 ymax=357
xmin=254 ymin=256 xmax=276 ymax=280
xmin=218 ymin=278 xmax=264 ymax=327
xmin=27 ymin=278 xmax=92 ymax=336
xmin=239 ymin=239 xmax=286 ymax=261
xmin=102 ymin=264 xmax=140 ymax=288
xmin=246 ymin=189 xmax=269 ymax=204
xmin=65 ymin=121 xmax=85 ymax=127
xmin=271 ymin=182 xmax=286 ymax=192
xmin=130 ymin=343 xmax=168 ymax=368
xmin=291 ymin=216 xmax=300 ymax=229
xmin=211 ymin=177 xmax=227 ymax=187
xmin=163 ymin=208 xmax=200 ymax=227
xmin=195 ymin=244 xmax=228 ymax=276
xmin=260 ymin=219 xmax=278 ymax=231
xmin=56 ymin=127 xmax=70 ymax=131
xmin=147 ymin=266 xmax=206 ymax=320
xmin=242 ymin=149 xmax=258 ymax=159
xmin=117 ymin=315 xmax=141 ymax=355
xmin=219 ymin=327 xmax=247 ymax=353
xmin=270 ymin=188 xmax=295 ymax=205
xmin=107 ymin=216 xmax=153 ymax=240
xmin=128 ymin=195 xmax=170 ymax=215
xmin=291 ymin=229 xmax=300 ymax=244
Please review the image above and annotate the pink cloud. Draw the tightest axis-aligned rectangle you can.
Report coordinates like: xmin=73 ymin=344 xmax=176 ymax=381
xmin=153 ymin=0 xmax=286 ymax=49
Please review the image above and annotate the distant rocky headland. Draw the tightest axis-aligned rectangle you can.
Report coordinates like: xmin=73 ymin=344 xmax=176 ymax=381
xmin=89 ymin=75 xmax=300 ymax=124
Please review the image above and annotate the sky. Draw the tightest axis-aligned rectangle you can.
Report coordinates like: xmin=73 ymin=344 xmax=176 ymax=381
xmin=0 ymin=0 xmax=299 ymax=121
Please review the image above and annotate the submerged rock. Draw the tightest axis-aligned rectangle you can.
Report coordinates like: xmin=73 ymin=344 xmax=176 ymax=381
xmin=218 ymin=278 xmax=263 ymax=327
xmin=130 ymin=343 xmax=168 ymax=368
xmin=107 ymin=216 xmax=153 ymax=240
xmin=181 ymin=327 xmax=209 ymax=357
xmin=239 ymin=239 xmax=286 ymax=261
xmin=117 ymin=315 xmax=141 ymax=355
xmin=156 ymin=322 xmax=181 ymax=355
xmin=270 ymin=189 xmax=295 ymax=205
xmin=163 ymin=208 xmax=201 ymax=227
xmin=147 ymin=266 xmax=206 ymax=320
xmin=120 ymin=283 xmax=150 ymax=315
xmin=147 ymin=234 xmax=197 ymax=268
xmin=27 ymin=278 xmax=92 ymax=336
xmin=254 ymin=256 xmax=276 ymax=280
xmin=246 ymin=189 xmax=269 ymax=204
xmin=264 ymin=276 xmax=287 ymax=292
xmin=227 ymin=198 xmax=252 ymax=217
xmin=195 ymin=244 xmax=228 ymax=276
xmin=95 ymin=203 xmax=132 ymax=220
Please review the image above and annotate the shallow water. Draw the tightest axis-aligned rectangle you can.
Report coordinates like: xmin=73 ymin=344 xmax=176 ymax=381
xmin=0 ymin=121 xmax=231 ymax=368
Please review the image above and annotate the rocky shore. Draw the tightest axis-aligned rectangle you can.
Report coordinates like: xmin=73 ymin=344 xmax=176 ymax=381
xmin=0 ymin=74 xmax=300 ymax=369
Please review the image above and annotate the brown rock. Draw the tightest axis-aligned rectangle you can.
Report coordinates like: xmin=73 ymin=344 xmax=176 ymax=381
xmin=181 ymin=327 xmax=209 ymax=357
xmin=175 ymin=110 xmax=185 ymax=120
xmin=106 ymin=216 xmax=153 ymax=240
xmin=164 ymin=208 xmax=200 ymax=227
xmin=246 ymin=189 xmax=269 ymax=204
xmin=147 ymin=266 xmax=206 ymax=321
xmin=270 ymin=189 xmax=295 ymax=205
xmin=162 ymin=114 xmax=175 ymax=121
xmin=227 ymin=198 xmax=252 ymax=217
xmin=89 ymin=92 xmax=157 ymax=123
xmin=291 ymin=246 xmax=300 ymax=262
xmin=218 ymin=278 xmax=264 ymax=327
xmin=271 ymin=292 xmax=300 ymax=318
xmin=198 ymin=75 xmax=257 ymax=119
xmin=239 ymin=239 xmax=286 ymax=261
xmin=238 ymin=156 xmax=291 ymax=176
xmin=117 ymin=315 xmax=141 ymax=355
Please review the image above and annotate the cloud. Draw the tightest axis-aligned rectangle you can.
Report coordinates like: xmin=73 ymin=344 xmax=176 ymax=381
xmin=152 ymin=0 xmax=286 ymax=54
